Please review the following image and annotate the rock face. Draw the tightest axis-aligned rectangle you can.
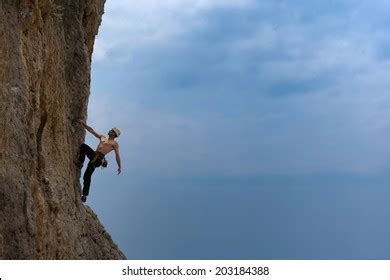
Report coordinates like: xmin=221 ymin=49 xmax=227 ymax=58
xmin=0 ymin=0 xmax=126 ymax=259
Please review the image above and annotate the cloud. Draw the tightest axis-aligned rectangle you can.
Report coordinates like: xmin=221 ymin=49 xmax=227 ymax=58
xmin=90 ymin=0 xmax=390 ymax=178
xmin=93 ymin=0 xmax=256 ymax=62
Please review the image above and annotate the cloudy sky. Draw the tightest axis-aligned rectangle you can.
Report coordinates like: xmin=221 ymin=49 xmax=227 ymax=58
xmin=84 ymin=0 xmax=390 ymax=259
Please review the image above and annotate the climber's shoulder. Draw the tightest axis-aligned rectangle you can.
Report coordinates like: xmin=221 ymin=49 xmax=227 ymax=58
xmin=113 ymin=140 xmax=120 ymax=150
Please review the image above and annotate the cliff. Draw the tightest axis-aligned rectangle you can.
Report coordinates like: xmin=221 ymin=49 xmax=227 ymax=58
xmin=0 ymin=0 xmax=126 ymax=259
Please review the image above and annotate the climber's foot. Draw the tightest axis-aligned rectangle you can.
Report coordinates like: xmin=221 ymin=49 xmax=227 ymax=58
xmin=74 ymin=159 xmax=83 ymax=168
xmin=81 ymin=195 xmax=87 ymax=202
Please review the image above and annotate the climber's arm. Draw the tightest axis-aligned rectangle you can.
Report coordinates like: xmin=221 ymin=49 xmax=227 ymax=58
xmin=78 ymin=120 xmax=103 ymax=139
xmin=114 ymin=143 xmax=122 ymax=175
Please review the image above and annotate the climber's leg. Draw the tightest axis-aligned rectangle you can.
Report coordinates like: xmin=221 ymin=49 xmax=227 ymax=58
xmin=78 ymin=143 xmax=95 ymax=163
xmin=82 ymin=162 xmax=96 ymax=197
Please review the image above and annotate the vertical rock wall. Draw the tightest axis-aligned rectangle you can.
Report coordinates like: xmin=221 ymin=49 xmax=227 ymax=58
xmin=0 ymin=0 xmax=126 ymax=259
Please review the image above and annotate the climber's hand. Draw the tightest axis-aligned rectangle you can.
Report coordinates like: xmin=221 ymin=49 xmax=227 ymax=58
xmin=117 ymin=167 xmax=121 ymax=175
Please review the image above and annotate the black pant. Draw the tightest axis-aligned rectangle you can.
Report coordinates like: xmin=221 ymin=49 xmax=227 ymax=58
xmin=78 ymin=143 xmax=102 ymax=196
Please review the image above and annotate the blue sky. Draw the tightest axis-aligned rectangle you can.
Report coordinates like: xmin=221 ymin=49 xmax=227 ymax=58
xmin=84 ymin=0 xmax=390 ymax=259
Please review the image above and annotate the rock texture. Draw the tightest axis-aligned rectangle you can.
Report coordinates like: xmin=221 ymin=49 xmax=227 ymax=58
xmin=0 ymin=0 xmax=126 ymax=259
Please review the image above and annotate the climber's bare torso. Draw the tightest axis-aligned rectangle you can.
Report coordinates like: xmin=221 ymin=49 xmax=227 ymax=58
xmin=96 ymin=136 xmax=117 ymax=155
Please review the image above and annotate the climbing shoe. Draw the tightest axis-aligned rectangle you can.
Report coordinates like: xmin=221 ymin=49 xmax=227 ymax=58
xmin=81 ymin=195 xmax=87 ymax=202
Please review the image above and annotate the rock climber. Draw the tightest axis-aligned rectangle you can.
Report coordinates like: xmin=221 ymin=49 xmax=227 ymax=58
xmin=75 ymin=119 xmax=122 ymax=202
